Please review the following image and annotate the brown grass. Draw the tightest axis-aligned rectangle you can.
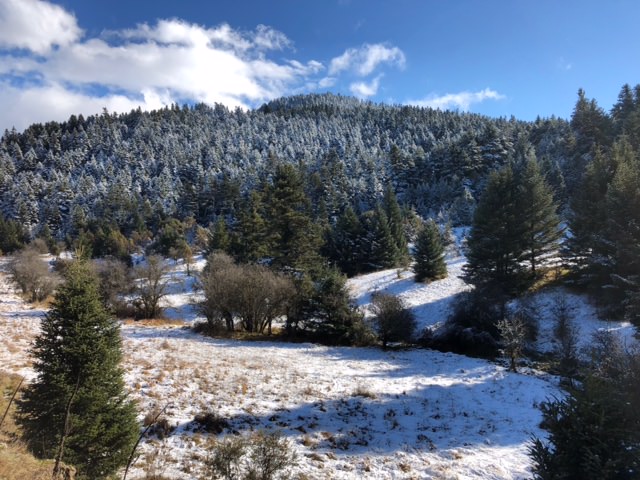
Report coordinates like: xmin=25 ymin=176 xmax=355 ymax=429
xmin=122 ymin=318 xmax=186 ymax=327
xmin=0 ymin=371 xmax=57 ymax=480
xmin=529 ymin=266 xmax=571 ymax=292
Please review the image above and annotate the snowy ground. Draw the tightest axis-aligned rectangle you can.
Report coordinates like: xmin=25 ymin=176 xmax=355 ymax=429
xmin=0 ymin=242 xmax=637 ymax=479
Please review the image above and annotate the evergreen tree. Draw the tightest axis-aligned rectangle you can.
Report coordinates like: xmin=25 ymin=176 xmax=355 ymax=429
xmin=232 ymin=191 xmax=269 ymax=263
xmin=464 ymin=166 xmax=524 ymax=290
xmin=564 ymin=147 xmax=617 ymax=274
xmin=604 ymin=139 xmax=640 ymax=321
xmin=264 ymin=164 xmax=322 ymax=272
xmin=18 ymin=261 xmax=138 ymax=479
xmin=413 ymin=219 xmax=447 ymax=282
xmin=515 ymin=157 xmax=562 ymax=276
xmin=530 ymin=333 xmax=640 ymax=480
xmin=383 ymin=184 xmax=409 ymax=266
xmin=326 ymin=205 xmax=364 ymax=276
xmin=208 ymin=217 xmax=231 ymax=253
xmin=360 ymin=206 xmax=398 ymax=272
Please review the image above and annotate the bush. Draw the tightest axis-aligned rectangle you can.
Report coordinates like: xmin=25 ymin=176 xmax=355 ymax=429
xmin=370 ymin=292 xmax=416 ymax=348
xmin=8 ymin=248 xmax=61 ymax=302
xmin=205 ymin=430 xmax=297 ymax=480
xmin=193 ymin=411 xmax=229 ymax=434
xmin=426 ymin=290 xmax=501 ymax=357
xmin=530 ymin=333 xmax=640 ymax=479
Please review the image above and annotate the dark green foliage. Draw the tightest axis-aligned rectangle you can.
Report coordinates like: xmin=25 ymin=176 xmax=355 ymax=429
xmin=413 ymin=219 xmax=447 ymax=282
xmin=18 ymin=261 xmax=138 ymax=479
xmin=264 ymin=164 xmax=323 ymax=272
xmin=232 ymin=190 xmax=269 ymax=263
xmin=326 ymin=205 xmax=364 ymax=276
xmin=383 ymin=185 xmax=409 ymax=266
xmin=209 ymin=217 xmax=231 ymax=253
xmin=571 ymin=88 xmax=612 ymax=154
xmin=304 ymin=267 xmax=364 ymax=344
xmin=0 ymin=214 xmax=28 ymax=253
xmin=465 ymin=157 xmax=561 ymax=291
xmin=564 ymin=148 xmax=616 ymax=274
xmin=360 ymin=206 xmax=398 ymax=272
xmin=566 ymin=138 xmax=640 ymax=320
xmin=530 ymin=334 xmax=640 ymax=480
xmin=465 ymin=166 xmax=525 ymax=290
xmin=370 ymin=292 xmax=416 ymax=348
xmin=516 ymin=157 xmax=563 ymax=276
xmin=152 ymin=218 xmax=187 ymax=257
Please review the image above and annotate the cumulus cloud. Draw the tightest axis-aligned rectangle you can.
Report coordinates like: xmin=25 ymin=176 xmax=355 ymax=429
xmin=329 ymin=43 xmax=405 ymax=76
xmin=407 ymin=88 xmax=505 ymax=111
xmin=0 ymin=0 xmax=82 ymax=54
xmin=0 ymin=1 xmax=334 ymax=131
xmin=350 ymin=76 xmax=381 ymax=98
xmin=0 ymin=0 xmax=409 ymax=132
xmin=0 ymin=81 xmax=170 ymax=131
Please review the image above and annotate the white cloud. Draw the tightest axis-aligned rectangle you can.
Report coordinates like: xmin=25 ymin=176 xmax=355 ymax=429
xmin=0 ymin=81 xmax=170 ymax=131
xmin=254 ymin=24 xmax=292 ymax=51
xmin=0 ymin=5 xmax=330 ymax=131
xmin=329 ymin=43 xmax=405 ymax=76
xmin=0 ymin=0 xmax=82 ymax=54
xmin=0 ymin=1 xmax=410 ymax=132
xmin=350 ymin=76 xmax=381 ymax=98
xmin=408 ymin=88 xmax=505 ymax=111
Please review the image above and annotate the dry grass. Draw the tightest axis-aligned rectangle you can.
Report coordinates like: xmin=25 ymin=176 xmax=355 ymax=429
xmin=0 ymin=371 xmax=57 ymax=480
xmin=122 ymin=318 xmax=186 ymax=327
xmin=529 ymin=266 xmax=571 ymax=292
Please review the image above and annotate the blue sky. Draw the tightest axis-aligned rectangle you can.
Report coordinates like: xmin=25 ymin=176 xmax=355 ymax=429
xmin=0 ymin=0 xmax=639 ymax=132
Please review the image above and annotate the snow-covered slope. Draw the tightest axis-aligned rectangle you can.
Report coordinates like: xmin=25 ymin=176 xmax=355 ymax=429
xmin=0 ymin=242 xmax=637 ymax=479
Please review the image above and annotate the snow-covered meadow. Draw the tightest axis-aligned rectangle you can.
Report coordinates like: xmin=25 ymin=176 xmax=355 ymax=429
xmin=0 ymin=242 xmax=636 ymax=479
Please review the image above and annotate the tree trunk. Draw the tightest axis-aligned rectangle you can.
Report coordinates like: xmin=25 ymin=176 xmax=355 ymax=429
xmin=53 ymin=375 xmax=81 ymax=480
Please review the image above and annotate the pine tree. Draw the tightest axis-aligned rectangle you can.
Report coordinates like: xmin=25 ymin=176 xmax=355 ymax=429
xmin=264 ymin=164 xmax=322 ymax=272
xmin=604 ymin=139 xmax=640 ymax=321
xmin=209 ymin=217 xmax=231 ymax=253
xmin=564 ymin=147 xmax=617 ymax=273
xmin=327 ymin=205 xmax=364 ymax=276
xmin=360 ymin=206 xmax=398 ymax=272
xmin=383 ymin=184 xmax=409 ymax=266
xmin=465 ymin=166 xmax=523 ymax=289
xmin=515 ymin=157 xmax=562 ymax=276
xmin=413 ymin=219 xmax=447 ymax=282
xmin=232 ymin=191 xmax=269 ymax=263
xmin=18 ymin=261 xmax=138 ymax=479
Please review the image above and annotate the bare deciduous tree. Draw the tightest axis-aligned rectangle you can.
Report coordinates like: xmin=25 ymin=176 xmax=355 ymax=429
xmin=197 ymin=253 xmax=294 ymax=334
xmin=134 ymin=255 xmax=170 ymax=319
xmin=497 ymin=314 xmax=528 ymax=372
xmin=8 ymin=247 xmax=61 ymax=302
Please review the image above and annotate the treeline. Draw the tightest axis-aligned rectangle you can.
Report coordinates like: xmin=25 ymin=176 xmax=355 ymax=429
xmin=0 ymin=92 xmax=571 ymax=243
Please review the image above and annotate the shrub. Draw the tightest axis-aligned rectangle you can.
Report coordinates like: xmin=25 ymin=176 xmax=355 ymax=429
xmin=8 ymin=247 xmax=61 ymax=302
xmin=205 ymin=430 xmax=297 ymax=480
xmin=370 ymin=292 xmax=416 ymax=348
xmin=193 ymin=411 xmax=229 ymax=434
xmin=426 ymin=290 xmax=501 ymax=357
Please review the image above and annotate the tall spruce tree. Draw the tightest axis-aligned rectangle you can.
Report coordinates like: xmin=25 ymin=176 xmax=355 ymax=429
xmin=465 ymin=158 xmax=561 ymax=291
xmin=360 ymin=206 xmax=398 ymax=272
xmin=264 ymin=163 xmax=322 ymax=272
xmin=383 ymin=184 xmax=409 ymax=266
xmin=413 ymin=219 xmax=447 ymax=282
xmin=327 ymin=205 xmax=364 ymax=276
xmin=18 ymin=261 xmax=138 ymax=479
xmin=564 ymin=147 xmax=617 ymax=274
xmin=516 ymin=157 xmax=562 ymax=276
xmin=465 ymin=165 xmax=523 ymax=289
xmin=604 ymin=139 xmax=640 ymax=321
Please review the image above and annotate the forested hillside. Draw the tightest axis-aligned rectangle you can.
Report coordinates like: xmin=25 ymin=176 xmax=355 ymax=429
xmin=0 ymin=93 xmax=572 ymax=240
